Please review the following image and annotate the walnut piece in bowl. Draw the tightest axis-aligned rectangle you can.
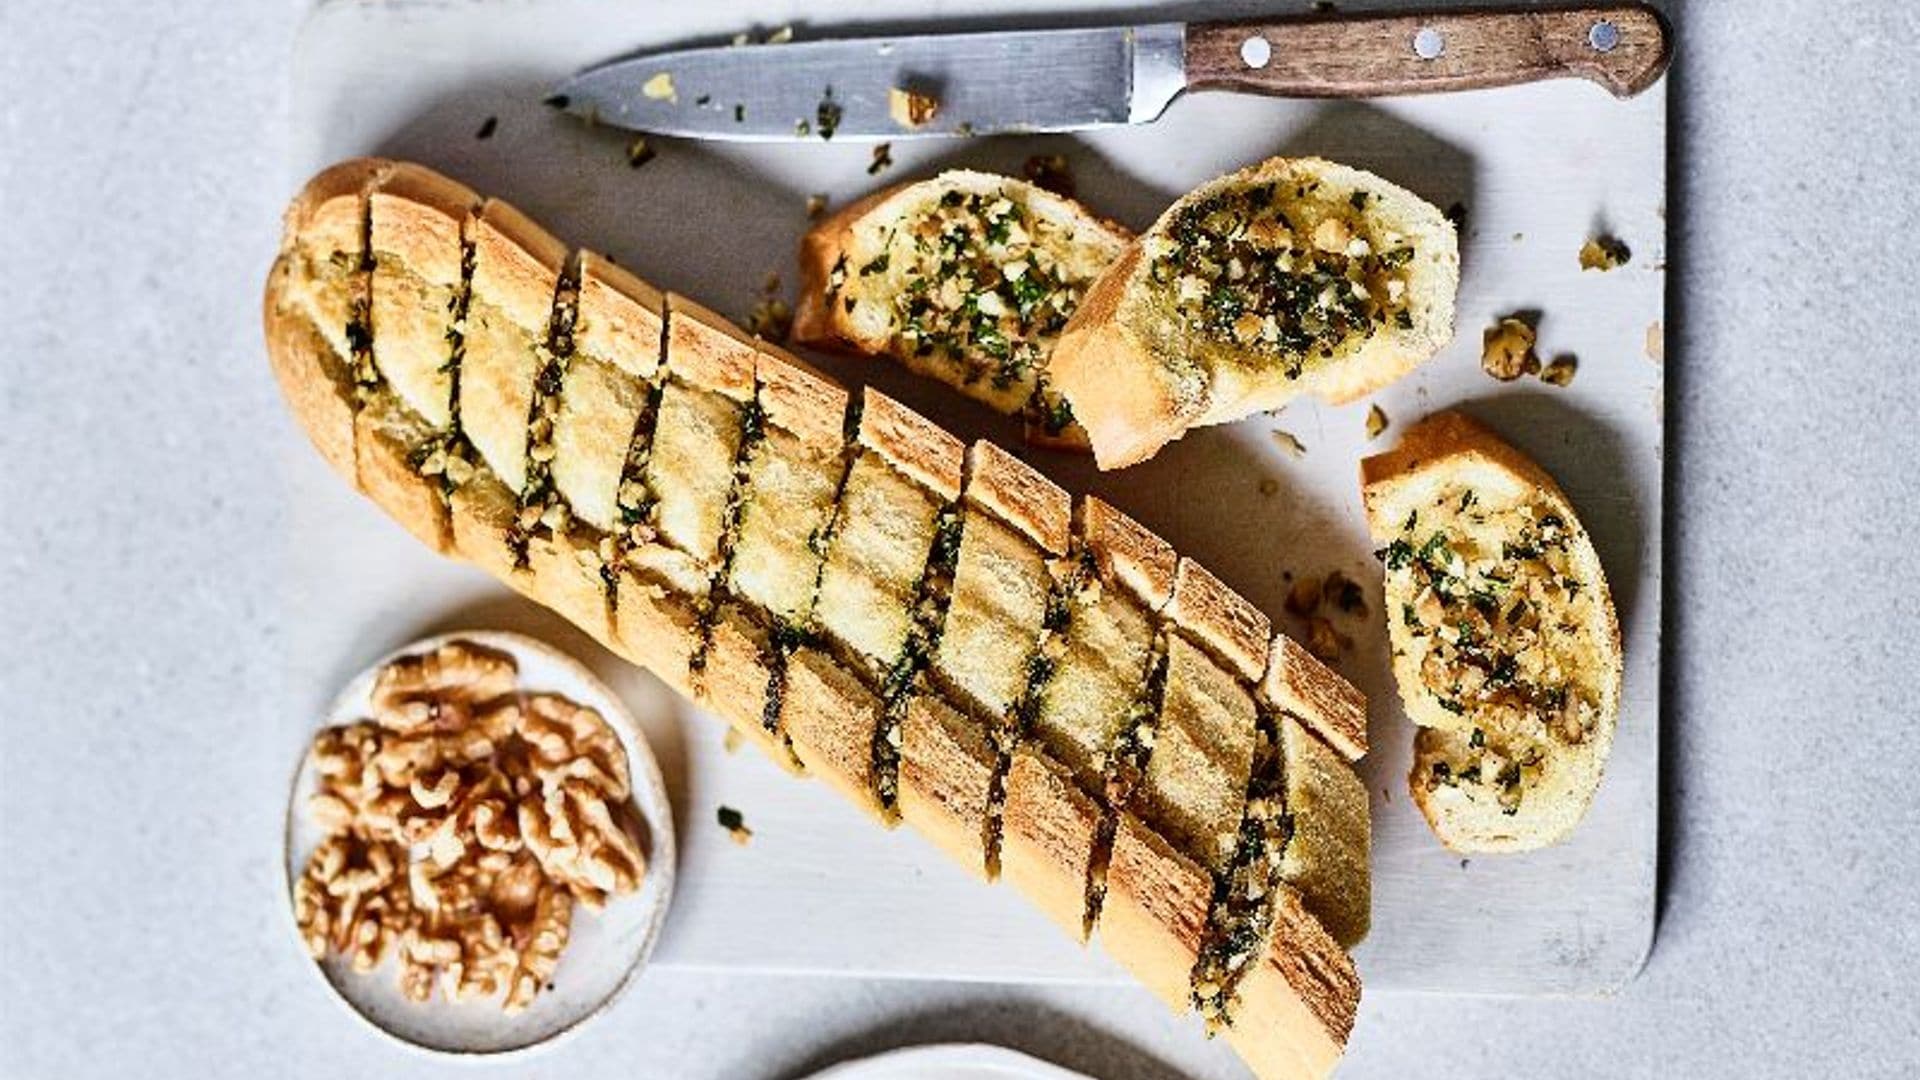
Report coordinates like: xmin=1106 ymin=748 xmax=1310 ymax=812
xmin=283 ymin=632 xmax=675 ymax=1056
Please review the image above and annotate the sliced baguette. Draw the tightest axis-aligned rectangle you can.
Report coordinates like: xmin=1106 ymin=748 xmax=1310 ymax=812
xmin=268 ymin=159 xmax=1370 ymax=1079
xmin=1051 ymin=157 xmax=1459 ymax=469
xmin=1362 ymin=411 xmax=1622 ymax=853
xmin=793 ymin=171 xmax=1131 ymax=449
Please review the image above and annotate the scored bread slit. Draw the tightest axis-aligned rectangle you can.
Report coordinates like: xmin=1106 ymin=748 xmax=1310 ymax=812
xmin=725 ymin=345 xmax=861 ymax=788
xmin=754 ymin=395 xmax=866 ymax=803
xmin=998 ymin=496 xmax=1173 ymax=940
xmin=1082 ymin=625 xmax=1173 ymax=933
xmin=920 ymin=441 xmax=1071 ymax=879
xmin=871 ymin=493 xmax=964 ymax=824
xmin=1190 ymin=708 xmax=1291 ymax=1028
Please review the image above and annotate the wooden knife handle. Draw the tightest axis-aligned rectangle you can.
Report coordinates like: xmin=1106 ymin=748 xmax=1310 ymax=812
xmin=1185 ymin=4 xmax=1671 ymax=100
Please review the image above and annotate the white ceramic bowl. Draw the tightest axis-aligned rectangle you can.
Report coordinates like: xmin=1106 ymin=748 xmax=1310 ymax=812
xmin=281 ymin=629 xmax=676 ymax=1056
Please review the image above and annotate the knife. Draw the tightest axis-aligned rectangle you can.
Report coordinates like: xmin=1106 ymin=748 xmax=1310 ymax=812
xmin=548 ymin=4 xmax=1670 ymax=142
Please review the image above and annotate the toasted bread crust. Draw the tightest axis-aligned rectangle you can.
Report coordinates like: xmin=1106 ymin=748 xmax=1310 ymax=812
xmin=269 ymin=159 xmax=1368 ymax=1078
xmin=370 ymin=164 xmax=478 ymax=288
xmin=262 ymin=262 xmax=358 ymax=482
xmin=964 ymin=440 xmax=1072 ymax=555
xmin=898 ymin=691 xmax=995 ymax=877
xmin=1222 ymin=886 xmax=1359 ymax=1080
xmin=854 ymin=388 xmax=965 ymax=501
xmin=1052 ymin=157 xmax=1458 ymax=469
xmin=1000 ymin=748 xmax=1101 ymax=941
xmin=664 ymin=293 xmax=757 ymax=401
xmin=575 ymin=251 xmax=665 ymax=381
xmin=472 ymin=198 xmax=568 ymax=332
xmin=1079 ymin=497 xmax=1178 ymax=611
xmin=700 ymin=609 xmax=805 ymax=774
xmin=1169 ymin=558 xmax=1272 ymax=683
xmin=353 ymin=402 xmax=450 ymax=554
xmin=1262 ymin=634 xmax=1369 ymax=760
xmin=1099 ymin=813 xmax=1213 ymax=1013
xmin=756 ymin=343 xmax=850 ymax=452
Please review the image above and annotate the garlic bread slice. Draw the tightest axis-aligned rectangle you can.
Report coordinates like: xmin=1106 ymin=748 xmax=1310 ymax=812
xmin=1363 ymin=411 xmax=1621 ymax=852
xmin=1051 ymin=156 xmax=1458 ymax=469
xmin=794 ymin=171 xmax=1131 ymax=448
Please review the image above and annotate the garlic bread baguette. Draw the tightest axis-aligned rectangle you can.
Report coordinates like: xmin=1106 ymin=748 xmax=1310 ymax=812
xmin=1051 ymin=157 xmax=1459 ymax=469
xmin=267 ymin=159 xmax=1370 ymax=1079
xmin=794 ymin=171 xmax=1131 ymax=449
xmin=1362 ymin=411 xmax=1621 ymax=853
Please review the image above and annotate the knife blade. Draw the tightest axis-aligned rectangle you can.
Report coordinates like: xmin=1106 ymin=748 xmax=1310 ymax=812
xmin=549 ymin=5 xmax=1669 ymax=142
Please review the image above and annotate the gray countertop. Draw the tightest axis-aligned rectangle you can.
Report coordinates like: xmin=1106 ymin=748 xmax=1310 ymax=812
xmin=3 ymin=2 xmax=1917 ymax=1078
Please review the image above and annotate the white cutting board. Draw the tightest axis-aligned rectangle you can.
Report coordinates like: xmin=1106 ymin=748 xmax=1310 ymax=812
xmin=284 ymin=0 xmax=1665 ymax=994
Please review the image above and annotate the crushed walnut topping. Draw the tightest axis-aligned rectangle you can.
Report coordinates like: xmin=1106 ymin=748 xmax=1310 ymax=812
xmin=292 ymin=642 xmax=644 ymax=1012
xmin=888 ymin=87 xmax=939 ymax=129
xmin=1150 ymin=180 xmax=1420 ymax=378
xmin=1579 ymin=235 xmax=1631 ymax=271
xmin=1381 ymin=489 xmax=1608 ymax=815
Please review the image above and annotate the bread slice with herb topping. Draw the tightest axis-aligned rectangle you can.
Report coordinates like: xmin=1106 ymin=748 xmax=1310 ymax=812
xmin=1051 ymin=156 xmax=1458 ymax=469
xmin=1362 ymin=410 xmax=1621 ymax=852
xmin=793 ymin=171 xmax=1131 ymax=449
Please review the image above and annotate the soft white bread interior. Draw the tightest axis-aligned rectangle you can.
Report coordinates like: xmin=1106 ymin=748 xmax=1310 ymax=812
xmin=266 ymin=159 xmax=1371 ymax=1079
xmin=1362 ymin=410 xmax=1622 ymax=853
xmin=1050 ymin=156 xmax=1459 ymax=469
xmin=793 ymin=170 xmax=1131 ymax=449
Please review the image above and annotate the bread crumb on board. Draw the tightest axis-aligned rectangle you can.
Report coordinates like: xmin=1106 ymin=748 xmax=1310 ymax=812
xmin=805 ymin=193 xmax=829 ymax=220
xmin=1645 ymin=321 xmax=1664 ymax=363
xmin=626 ymin=136 xmax=656 ymax=169
xmin=1270 ymin=429 xmax=1306 ymax=458
xmin=717 ymin=805 xmax=753 ymax=845
xmin=1366 ymin=404 xmax=1389 ymax=440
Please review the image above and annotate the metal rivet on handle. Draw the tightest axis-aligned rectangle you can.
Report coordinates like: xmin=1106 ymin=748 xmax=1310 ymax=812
xmin=1413 ymin=27 xmax=1445 ymax=60
xmin=1240 ymin=34 xmax=1272 ymax=69
xmin=1589 ymin=20 xmax=1620 ymax=52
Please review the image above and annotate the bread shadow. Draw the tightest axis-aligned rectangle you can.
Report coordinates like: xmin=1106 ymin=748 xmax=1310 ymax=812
xmin=1273 ymin=100 xmax=1479 ymax=277
xmin=760 ymin=997 xmax=1195 ymax=1080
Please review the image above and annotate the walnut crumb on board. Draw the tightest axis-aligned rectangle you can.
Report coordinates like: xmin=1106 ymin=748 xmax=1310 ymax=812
xmin=475 ymin=116 xmax=497 ymax=140
xmin=888 ymin=87 xmax=939 ymax=128
xmin=1540 ymin=354 xmax=1579 ymax=387
xmin=626 ymin=136 xmax=656 ymax=169
xmin=1579 ymin=235 xmax=1631 ymax=271
xmin=867 ymin=143 xmax=893 ymax=175
xmin=1482 ymin=317 xmax=1540 ymax=381
xmin=1306 ymin=616 xmax=1350 ymax=662
xmin=1258 ymin=478 xmax=1279 ymax=497
xmin=1286 ymin=576 xmax=1323 ymax=617
xmin=805 ymin=193 xmax=828 ymax=220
